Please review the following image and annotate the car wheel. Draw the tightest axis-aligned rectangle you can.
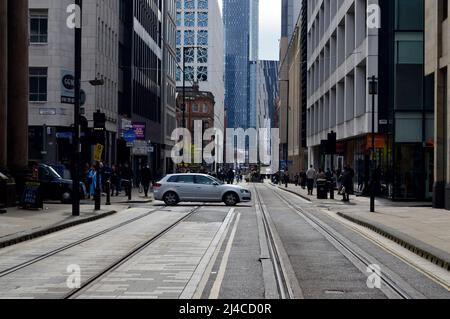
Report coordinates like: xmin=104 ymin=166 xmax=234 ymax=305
xmin=61 ymin=191 xmax=72 ymax=204
xmin=224 ymin=192 xmax=239 ymax=206
xmin=163 ymin=192 xmax=179 ymax=206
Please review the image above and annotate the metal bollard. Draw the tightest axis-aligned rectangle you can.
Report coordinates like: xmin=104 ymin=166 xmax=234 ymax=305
xmin=105 ymin=179 xmax=111 ymax=206
xmin=128 ymin=182 xmax=132 ymax=201
xmin=94 ymin=165 xmax=101 ymax=211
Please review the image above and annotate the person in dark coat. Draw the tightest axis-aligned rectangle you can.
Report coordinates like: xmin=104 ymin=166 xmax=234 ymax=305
xmin=341 ymin=166 xmax=354 ymax=202
xmin=121 ymin=163 xmax=134 ymax=198
xmin=227 ymin=169 xmax=235 ymax=184
xmin=140 ymin=165 xmax=153 ymax=198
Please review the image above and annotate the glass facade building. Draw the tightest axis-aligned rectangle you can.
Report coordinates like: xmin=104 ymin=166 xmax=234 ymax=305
xmin=223 ymin=0 xmax=259 ymax=129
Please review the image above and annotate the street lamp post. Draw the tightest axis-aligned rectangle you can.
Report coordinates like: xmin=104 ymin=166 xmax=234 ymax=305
xmin=369 ymin=76 xmax=378 ymax=213
xmin=72 ymin=0 xmax=82 ymax=217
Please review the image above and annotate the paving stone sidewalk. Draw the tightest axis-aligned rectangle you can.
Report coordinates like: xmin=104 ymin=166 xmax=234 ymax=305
xmin=0 ymin=203 xmax=128 ymax=249
xmin=273 ymin=182 xmax=450 ymax=270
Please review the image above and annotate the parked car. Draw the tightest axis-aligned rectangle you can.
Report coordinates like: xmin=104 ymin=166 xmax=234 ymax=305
xmin=38 ymin=164 xmax=86 ymax=203
xmin=153 ymin=174 xmax=252 ymax=206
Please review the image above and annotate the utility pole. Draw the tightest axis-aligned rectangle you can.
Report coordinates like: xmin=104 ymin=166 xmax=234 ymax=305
xmin=72 ymin=0 xmax=82 ymax=217
xmin=369 ymin=76 xmax=378 ymax=213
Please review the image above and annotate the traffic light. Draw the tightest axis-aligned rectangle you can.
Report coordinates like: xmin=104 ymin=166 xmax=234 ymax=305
xmin=327 ymin=131 xmax=337 ymax=155
xmin=93 ymin=110 xmax=106 ymax=132
xmin=93 ymin=111 xmax=106 ymax=144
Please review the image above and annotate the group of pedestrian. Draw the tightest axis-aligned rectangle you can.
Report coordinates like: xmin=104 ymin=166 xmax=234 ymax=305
xmin=288 ymin=165 xmax=355 ymax=202
xmin=217 ymin=169 xmax=236 ymax=184
xmin=83 ymin=162 xmax=136 ymax=199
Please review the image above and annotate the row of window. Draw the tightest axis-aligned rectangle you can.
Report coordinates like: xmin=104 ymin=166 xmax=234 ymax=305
xmin=191 ymin=103 xmax=209 ymax=113
xmin=176 ymin=47 xmax=208 ymax=63
xmin=176 ymin=11 xmax=208 ymax=27
xmin=176 ymin=30 xmax=208 ymax=46
xmin=176 ymin=66 xmax=208 ymax=82
xmin=176 ymin=0 xmax=208 ymax=10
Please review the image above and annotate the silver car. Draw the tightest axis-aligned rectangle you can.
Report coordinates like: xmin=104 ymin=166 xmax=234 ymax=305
xmin=153 ymin=174 xmax=252 ymax=206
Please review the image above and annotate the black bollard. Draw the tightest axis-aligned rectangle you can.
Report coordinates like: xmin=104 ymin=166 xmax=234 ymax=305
xmin=105 ymin=179 xmax=111 ymax=206
xmin=128 ymin=181 xmax=132 ymax=201
xmin=94 ymin=162 xmax=101 ymax=211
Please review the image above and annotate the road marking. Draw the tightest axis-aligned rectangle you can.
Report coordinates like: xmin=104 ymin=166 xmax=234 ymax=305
xmin=208 ymin=212 xmax=241 ymax=299
xmin=180 ymin=208 xmax=235 ymax=299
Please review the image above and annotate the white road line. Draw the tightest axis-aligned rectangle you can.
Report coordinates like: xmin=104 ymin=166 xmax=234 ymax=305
xmin=180 ymin=208 xmax=235 ymax=299
xmin=208 ymin=212 xmax=241 ymax=300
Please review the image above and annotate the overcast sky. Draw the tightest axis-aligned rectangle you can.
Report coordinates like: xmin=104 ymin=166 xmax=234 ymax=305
xmin=217 ymin=0 xmax=281 ymax=61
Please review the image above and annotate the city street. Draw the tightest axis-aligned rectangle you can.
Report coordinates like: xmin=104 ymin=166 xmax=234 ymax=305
xmin=0 ymin=183 xmax=448 ymax=299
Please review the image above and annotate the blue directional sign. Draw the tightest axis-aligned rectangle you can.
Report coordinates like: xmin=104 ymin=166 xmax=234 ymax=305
xmin=123 ymin=130 xmax=136 ymax=143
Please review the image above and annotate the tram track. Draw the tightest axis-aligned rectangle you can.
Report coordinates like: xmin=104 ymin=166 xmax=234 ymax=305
xmin=253 ymin=185 xmax=298 ymax=299
xmin=264 ymin=183 xmax=413 ymax=299
xmin=64 ymin=205 xmax=203 ymax=299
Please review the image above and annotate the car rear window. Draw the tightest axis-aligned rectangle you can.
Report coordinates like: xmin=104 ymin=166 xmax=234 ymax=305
xmin=167 ymin=176 xmax=178 ymax=183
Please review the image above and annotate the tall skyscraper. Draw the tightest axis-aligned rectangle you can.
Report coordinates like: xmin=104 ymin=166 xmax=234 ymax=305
xmin=223 ymin=0 xmax=259 ymax=129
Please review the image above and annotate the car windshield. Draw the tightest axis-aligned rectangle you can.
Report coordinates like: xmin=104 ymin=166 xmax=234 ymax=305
xmin=47 ymin=166 xmax=62 ymax=179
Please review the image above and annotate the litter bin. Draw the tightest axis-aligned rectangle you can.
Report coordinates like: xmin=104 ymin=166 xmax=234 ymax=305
xmin=0 ymin=172 xmax=16 ymax=208
xmin=316 ymin=179 xmax=328 ymax=200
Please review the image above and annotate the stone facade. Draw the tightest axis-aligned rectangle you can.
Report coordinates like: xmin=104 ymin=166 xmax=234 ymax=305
xmin=425 ymin=0 xmax=450 ymax=209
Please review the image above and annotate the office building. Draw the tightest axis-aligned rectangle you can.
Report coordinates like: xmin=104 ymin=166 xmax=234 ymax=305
xmin=307 ymin=0 xmax=433 ymax=201
xmin=223 ymin=0 xmax=259 ymax=129
xmin=176 ymin=0 xmax=225 ymax=136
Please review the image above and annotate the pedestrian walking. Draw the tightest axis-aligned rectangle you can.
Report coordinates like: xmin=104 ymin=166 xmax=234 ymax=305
xmin=341 ymin=166 xmax=354 ymax=202
xmin=284 ymin=170 xmax=290 ymax=188
xmin=88 ymin=164 xmax=97 ymax=199
xmin=140 ymin=165 xmax=153 ymax=198
xmin=110 ymin=165 xmax=120 ymax=197
xmin=121 ymin=163 xmax=134 ymax=198
xmin=300 ymin=170 xmax=307 ymax=189
xmin=306 ymin=165 xmax=316 ymax=195
xmin=227 ymin=169 xmax=235 ymax=184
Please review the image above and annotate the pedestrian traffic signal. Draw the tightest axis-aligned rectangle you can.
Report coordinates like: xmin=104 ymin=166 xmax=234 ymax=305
xmin=93 ymin=111 xmax=106 ymax=132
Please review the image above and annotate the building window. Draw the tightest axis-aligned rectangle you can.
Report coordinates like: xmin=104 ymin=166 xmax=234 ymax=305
xmin=184 ymin=30 xmax=195 ymax=45
xmin=176 ymin=0 xmax=182 ymax=10
xmin=184 ymin=47 xmax=195 ymax=63
xmin=176 ymin=48 xmax=181 ymax=63
xmin=192 ymin=104 xmax=199 ymax=112
xmin=176 ymin=30 xmax=181 ymax=45
xmin=197 ymin=30 xmax=208 ymax=45
xmin=176 ymin=66 xmax=182 ymax=81
xmin=394 ymin=33 xmax=424 ymax=110
xmin=197 ymin=66 xmax=208 ymax=81
xmin=197 ymin=48 xmax=208 ymax=63
xmin=184 ymin=12 xmax=195 ymax=27
xmin=176 ymin=12 xmax=182 ymax=27
xmin=29 ymin=67 xmax=48 ymax=102
xmin=395 ymin=0 xmax=424 ymax=30
xmin=198 ymin=12 xmax=208 ymax=27
xmin=184 ymin=0 xmax=194 ymax=9
xmin=203 ymin=104 xmax=209 ymax=113
xmin=30 ymin=10 xmax=48 ymax=44
xmin=198 ymin=0 xmax=208 ymax=9
xmin=185 ymin=66 xmax=194 ymax=81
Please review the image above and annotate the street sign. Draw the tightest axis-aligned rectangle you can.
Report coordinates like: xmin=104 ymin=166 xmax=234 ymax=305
xmin=94 ymin=144 xmax=104 ymax=162
xmin=124 ymin=130 xmax=136 ymax=143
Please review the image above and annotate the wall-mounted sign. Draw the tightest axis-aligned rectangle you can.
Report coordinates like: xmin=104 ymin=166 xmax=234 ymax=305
xmin=132 ymin=122 xmax=146 ymax=140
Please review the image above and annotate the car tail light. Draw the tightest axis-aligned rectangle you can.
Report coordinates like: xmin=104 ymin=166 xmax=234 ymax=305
xmin=153 ymin=183 xmax=162 ymax=188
